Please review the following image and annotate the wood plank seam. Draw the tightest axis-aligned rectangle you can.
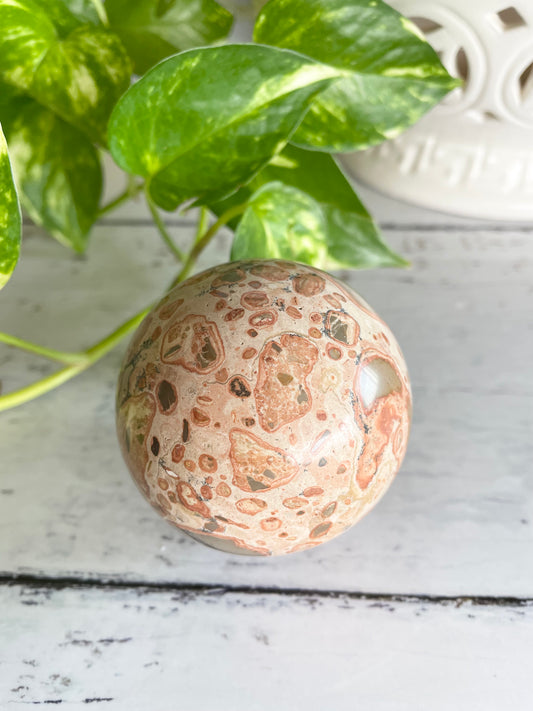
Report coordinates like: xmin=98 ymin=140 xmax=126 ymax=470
xmin=94 ymin=218 xmax=533 ymax=232
xmin=2 ymin=574 xmax=532 ymax=607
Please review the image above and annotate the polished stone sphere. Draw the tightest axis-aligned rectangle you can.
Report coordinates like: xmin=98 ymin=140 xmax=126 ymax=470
xmin=116 ymin=260 xmax=411 ymax=556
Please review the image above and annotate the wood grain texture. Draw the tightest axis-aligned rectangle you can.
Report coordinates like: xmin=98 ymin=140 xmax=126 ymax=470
xmin=1 ymin=583 xmax=531 ymax=710
xmin=1 ymin=223 xmax=532 ymax=595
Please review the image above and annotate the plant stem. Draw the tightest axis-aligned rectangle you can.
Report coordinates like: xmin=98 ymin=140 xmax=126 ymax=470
xmin=0 ymin=332 xmax=89 ymax=365
xmin=90 ymin=0 xmax=109 ymax=26
xmin=98 ymin=181 xmax=143 ymax=218
xmin=171 ymin=203 xmax=247 ymax=287
xmin=145 ymin=191 xmax=185 ymax=262
xmin=0 ymin=308 xmax=151 ymax=413
xmin=195 ymin=206 xmax=209 ymax=243
xmin=0 ymin=202 xmax=246 ymax=412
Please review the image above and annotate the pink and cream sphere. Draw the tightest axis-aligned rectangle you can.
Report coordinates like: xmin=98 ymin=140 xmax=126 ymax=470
xmin=116 ymin=260 xmax=411 ymax=556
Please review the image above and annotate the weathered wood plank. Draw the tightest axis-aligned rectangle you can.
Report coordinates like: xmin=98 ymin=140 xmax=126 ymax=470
xmin=1 ymin=584 xmax=531 ymax=710
xmin=1 ymin=224 xmax=532 ymax=595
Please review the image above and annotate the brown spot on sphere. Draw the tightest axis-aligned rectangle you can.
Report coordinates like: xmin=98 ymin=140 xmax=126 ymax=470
xmin=310 ymin=521 xmax=332 ymax=538
xmin=249 ymin=310 xmax=277 ymax=328
xmin=236 ymin=498 xmax=267 ymax=516
xmin=229 ymin=377 xmax=251 ymax=398
xmin=191 ymin=407 xmax=210 ymax=426
xmin=199 ymin=454 xmax=217 ymax=473
xmin=293 ymin=273 xmax=325 ymax=297
xmin=212 ymin=267 xmax=246 ymax=287
xmin=325 ymin=311 xmax=359 ymax=346
xmin=283 ymin=497 xmax=308 ymax=509
xmin=322 ymin=501 xmax=337 ymax=518
xmin=216 ymin=368 xmax=228 ymax=383
xmin=158 ymin=296 xmax=184 ymax=320
xmin=260 ymin=517 xmax=282 ymax=532
xmin=303 ymin=486 xmax=324 ymax=498
xmin=286 ymin=306 xmax=302 ymax=320
xmin=177 ymin=482 xmax=211 ymax=518
xmin=171 ymin=444 xmax=185 ymax=463
xmin=157 ymin=380 xmax=177 ymax=414
xmin=327 ymin=345 xmax=342 ymax=361
xmin=216 ymin=482 xmax=232 ymax=497
xmin=200 ymin=485 xmax=213 ymax=500
xmin=241 ymin=291 xmax=269 ymax=309
xmin=229 ymin=429 xmax=298 ymax=492
xmin=224 ymin=308 xmax=245 ymax=322
xmin=324 ymin=294 xmax=342 ymax=310
xmin=254 ymin=335 xmax=317 ymax=432
xmin=116 ymin=260 xmax=411 ymax=557
xmin=250 ymin=264 xmax=289 ymax=281
xmin=161 ymin=314 xmax=224 ymax=373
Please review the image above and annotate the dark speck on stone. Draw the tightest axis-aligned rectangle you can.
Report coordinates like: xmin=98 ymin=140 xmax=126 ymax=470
xmin=247 ymin=476 xmax=269 ymax=491
xmin=157 ymin=380 xmax=176 ymax=411
xmin=229 ymin=377 xmax=251 ymax=398
xmin=297 ymin=387 xmax=308 ymax=404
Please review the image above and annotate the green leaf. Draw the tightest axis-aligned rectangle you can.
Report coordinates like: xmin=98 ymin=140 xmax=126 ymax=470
xmin=0 ymin=124 xmax=21 ymax=290
xmin=1 ymin=95 xmax=102 ymax=253
xmin=108 ymin=44 xmax=344 ymax=211
xmin=231 ymin=181 xmax=329 ymax=265
xmin=0 ymin=0 xmax=132 ymax=143
xmin=254 ymin=0 xmax=459 ymax=151
xmin=214 ymin=144 xmax=407 ymax=268
xmin=320 ymin=204 xmax=407 ymax=269
xmin=106 ymin=0 xmax=233 ymax=75
xmin=53 ymin=0 xmax=102 ymax=25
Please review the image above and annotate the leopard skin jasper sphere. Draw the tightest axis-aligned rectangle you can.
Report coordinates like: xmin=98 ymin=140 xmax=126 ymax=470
xmin=116 ymin=260 xmax=411 ymax=556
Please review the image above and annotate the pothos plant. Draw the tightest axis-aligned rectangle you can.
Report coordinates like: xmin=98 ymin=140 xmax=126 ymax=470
xmin=0 ymin=0 xmax=457 ymax=412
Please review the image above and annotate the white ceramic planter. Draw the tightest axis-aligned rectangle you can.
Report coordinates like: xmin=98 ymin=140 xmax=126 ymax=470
xmin=343 ymin=0 xmax=533 ymax=220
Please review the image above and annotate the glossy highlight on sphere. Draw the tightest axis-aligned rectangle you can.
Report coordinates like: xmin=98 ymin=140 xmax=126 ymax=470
xmin=116 ymin=260 xmax=411 ymax=556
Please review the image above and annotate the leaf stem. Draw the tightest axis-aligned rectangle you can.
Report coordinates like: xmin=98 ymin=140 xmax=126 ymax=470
xmin=0 ymin=332 xmax=88 ymax=365
xmin=0 ymin=202 xmax=246 ymax=412
xmin=0 ymin=308 xmax=151 ymax=413
xmin=171 ymin=203 xmax=247 ymax=287
xmin=98 ymin=181 xmax=143 ymax=218
xmin=145 ymin=191 xmax=185 ymax=262
xmin=195 ymin=206 xmax=209 ymax=244
xmin=90 ymin=0 xmax=109 ymax=26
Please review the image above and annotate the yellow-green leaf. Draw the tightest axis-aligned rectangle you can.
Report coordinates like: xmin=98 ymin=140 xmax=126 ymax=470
xmin=214 ymin=144 xmax=407 ymax=268
xmin=254 ymin=0 xmax=459 ymax=151
xmin=0 ymin=0 xmax=132 ymax=144
xmin=231 ymin=181 xmax=329 ymax=265
xmin=0 ymin=124 xmax=21 ymax=290
xmin=108 ymin=44 xmax=344 ymax=211
xmin=107 ymin=0 xmax=233 ymax=74
xmin=1 ymin=96 xmax=102 ymax=253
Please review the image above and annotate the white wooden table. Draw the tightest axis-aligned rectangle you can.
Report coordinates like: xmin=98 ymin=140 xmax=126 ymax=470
xmin=1 ymin=172 xmax=532 ymax=709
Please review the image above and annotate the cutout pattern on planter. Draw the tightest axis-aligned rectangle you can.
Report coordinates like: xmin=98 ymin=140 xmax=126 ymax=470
xmin=344 ymin=0 xmax=533 ymax=220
